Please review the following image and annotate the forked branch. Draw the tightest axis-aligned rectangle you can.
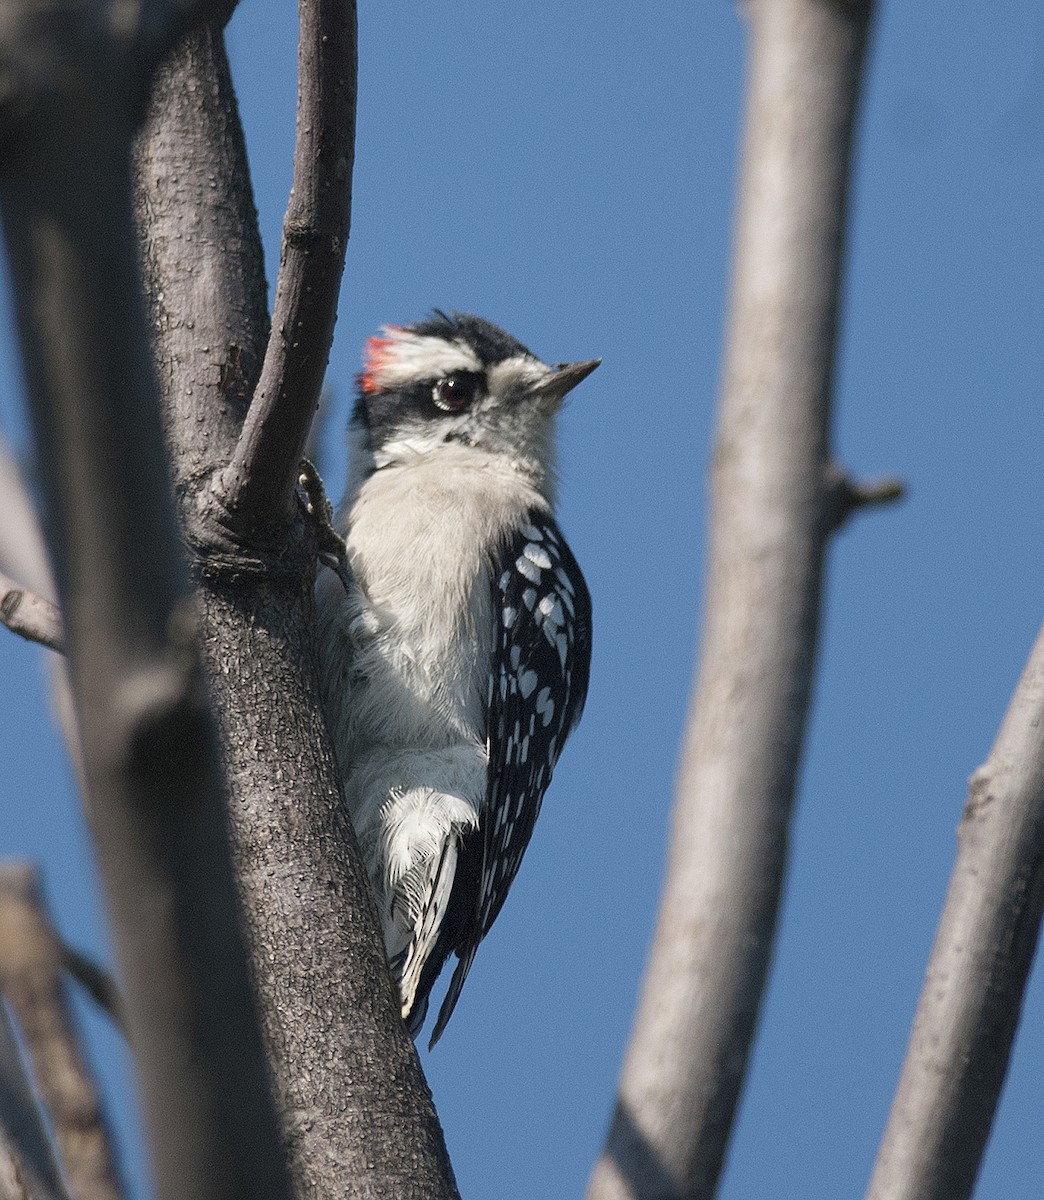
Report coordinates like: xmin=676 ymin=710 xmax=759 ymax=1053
xmin=221 ymin=0 xmax=358 ymax=529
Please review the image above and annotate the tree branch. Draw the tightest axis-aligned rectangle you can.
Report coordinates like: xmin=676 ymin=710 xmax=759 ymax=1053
xmin=0 ymin=575 xmax=64 ymax=654
xmin=220 ymin=0 xmax=357 ymax=530
xmin=865 ymin=622 xmax=1044 ymax=1200
xmin=135 ymin=26 xmax=459 ymax=1200
xmin=0 ymin=865 xmax=123 ymax=1200
xmin=587 ymin=2 xmax=878 ymax=1197
xmin=0 ymin=999 xmax=65 ymax=1200
xmin=0 ymin=9 xmax=291 ymax=1200
xmin=0 ymin=441 xmax=81 ymax=781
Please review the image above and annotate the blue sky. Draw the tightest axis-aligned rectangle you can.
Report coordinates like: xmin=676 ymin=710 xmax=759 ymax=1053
xmin=2 ymin=1 xmax=1043 ymax=1197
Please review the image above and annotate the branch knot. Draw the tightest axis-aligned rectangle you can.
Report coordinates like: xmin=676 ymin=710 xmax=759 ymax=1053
xmin=824 ymin=463 xmax=905 ymax=531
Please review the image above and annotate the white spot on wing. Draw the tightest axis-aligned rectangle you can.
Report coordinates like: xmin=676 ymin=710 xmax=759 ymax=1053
xmin=518 ymin=669 xmax=538 ymax=698
xmin=523 ymin=543 xmax=553 ymax=571
xmin=538 ymin=595 xmax=564 ymax=626
xmin=516 ymin=554 xmax=542 ymax=583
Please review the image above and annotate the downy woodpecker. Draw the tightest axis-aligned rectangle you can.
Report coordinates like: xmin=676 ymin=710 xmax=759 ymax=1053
xmin=315 ymin=311 xmax=595 ymax=1045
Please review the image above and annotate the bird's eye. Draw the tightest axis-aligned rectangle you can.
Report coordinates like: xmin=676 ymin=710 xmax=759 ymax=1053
xmin=432 ymin=372 xmax=479 ymax=412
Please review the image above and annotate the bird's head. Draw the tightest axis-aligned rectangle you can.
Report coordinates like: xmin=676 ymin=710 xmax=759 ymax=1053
xmin=348 ymin=311 xmax=599 ymax=491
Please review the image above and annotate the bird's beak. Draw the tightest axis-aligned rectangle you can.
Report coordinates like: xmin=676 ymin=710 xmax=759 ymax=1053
xmin=531 ymin=358 xmax=601 ymax=407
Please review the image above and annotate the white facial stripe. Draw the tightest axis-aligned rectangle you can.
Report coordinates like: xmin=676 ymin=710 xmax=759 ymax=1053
xmin=487 ymin=355 xmax=548 ymax=396
xmin=372 ymin=418 xmax=463 ymax=467
xmin=369 ymin=329 xmax=482 ymax=389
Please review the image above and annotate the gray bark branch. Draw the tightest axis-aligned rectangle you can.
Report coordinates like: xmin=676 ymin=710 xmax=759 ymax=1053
xmin=0 ymin=577 xmax=64 ymax=654
xmin=0 ymin=442 xmax=80 ymax=782
xmin=865 ymin=622 xmax=1044 ymax=1200
xmin=0 ymin=998 xmax=65 ymax=1200
xmin=587 ymin=2 xmax=877 ymax=1197
xmin=0 ymin=865 xmax=123 ymax=1200
xmin=222 ymin=0 xmax=357 ymax=529
xmin=135 ymin=23 xmax=459 ymax=1200
xmin=0 ymin=6 xmax=292 ymax=1199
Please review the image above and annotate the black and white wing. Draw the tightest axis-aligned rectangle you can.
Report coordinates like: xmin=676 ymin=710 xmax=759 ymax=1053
xmin=429 ymin=511 xmax=592 ymax=1044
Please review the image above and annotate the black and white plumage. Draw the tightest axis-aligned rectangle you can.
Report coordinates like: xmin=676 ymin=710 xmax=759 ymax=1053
xmin=315 ymin=312 xmax=595 ymax=1045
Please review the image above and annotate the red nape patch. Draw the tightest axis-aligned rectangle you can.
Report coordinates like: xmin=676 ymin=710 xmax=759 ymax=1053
xmin=358 ymin=328 xmax=403 ymax=394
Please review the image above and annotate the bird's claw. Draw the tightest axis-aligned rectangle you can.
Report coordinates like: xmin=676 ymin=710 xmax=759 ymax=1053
xmin=297 ymin=459 xmax=352 ymax=595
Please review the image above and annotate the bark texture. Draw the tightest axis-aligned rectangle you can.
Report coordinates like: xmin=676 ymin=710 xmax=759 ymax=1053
xmin=587 ymin=2 xmax=876 ymax=1197
xmin=197 ymin=577 xmax=459 ymax=1198
xmin=134 ymin=23 xmax=460 ymax=1199
xmin=135 ymin=25 xmax=270 ymax=496
xmin=0 ymin=6 xmax=292 ymax=1199
xmin=865 ymin=623 xmax=1044 ymax=1200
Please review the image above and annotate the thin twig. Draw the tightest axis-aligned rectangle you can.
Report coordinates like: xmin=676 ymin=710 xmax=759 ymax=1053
xmin=0 ymin=865 xmax=125 ymax=1200
xmin=0 ymin=574 xmax=64 ymax=653
xmin=865 ymin=622 xmax=1044 ymax=1200
xmin=825 ymin=463 xmax=905 ymax=531
xmin=221 ymin=0 xmax=357 ymax=529
xmin=0 ymin=440 xmax=80 ymax=784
